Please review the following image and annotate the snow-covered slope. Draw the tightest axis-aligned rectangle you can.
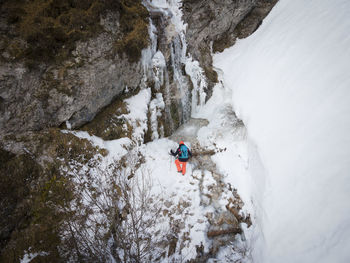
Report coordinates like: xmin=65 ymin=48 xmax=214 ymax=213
xmin=214 ymin=0 xmax=350 ymax=262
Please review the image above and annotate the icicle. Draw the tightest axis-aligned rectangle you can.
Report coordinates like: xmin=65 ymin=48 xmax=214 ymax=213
xmin=141 ymin=20 xmax=158 ymax=81
xmin=152 ymin=51 xmax=166 ymax=91
xmin=185 ymin=57 xmax=207 ymax=114
xmin=144 ymin=0 xmax=208 ymax=123
xmin=149 ymin=93 xmax=165 ymax=139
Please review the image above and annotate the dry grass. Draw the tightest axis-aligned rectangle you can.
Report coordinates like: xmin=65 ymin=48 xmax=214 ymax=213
xmin=114 ymin=0 xmax=150 ymax=63
xmin=1 ymin=0 xmax=149 ymax=66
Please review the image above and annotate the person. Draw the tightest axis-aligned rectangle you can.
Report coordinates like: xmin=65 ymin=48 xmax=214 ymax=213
xmin=170 ymin=141 xmax=192 ymax=175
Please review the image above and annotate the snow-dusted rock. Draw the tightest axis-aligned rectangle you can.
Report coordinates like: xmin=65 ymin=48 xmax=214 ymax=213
xmin=0 ymin=31 xmax=144 ymax=135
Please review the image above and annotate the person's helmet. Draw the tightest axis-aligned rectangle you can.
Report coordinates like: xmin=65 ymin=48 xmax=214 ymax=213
xmin=179 ymin=141 xmax=184 ymax=145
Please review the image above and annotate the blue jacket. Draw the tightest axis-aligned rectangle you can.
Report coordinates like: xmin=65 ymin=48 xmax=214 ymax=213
xmin=172 ymin=143 xmax=192 ymax=162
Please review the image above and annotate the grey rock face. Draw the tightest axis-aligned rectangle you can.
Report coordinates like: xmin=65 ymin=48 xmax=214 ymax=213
xmin=212 ymin=0 xmax=279 ymax=52
xmin=182 ymin=0 xmax=278 ymax=97
xmin=64 ymin=33 xmax=144 ymax=128
xmin=183 ymin=0 xmax=255 ymax=60
xmin=0 ymin=12 xmax=144 ymax=135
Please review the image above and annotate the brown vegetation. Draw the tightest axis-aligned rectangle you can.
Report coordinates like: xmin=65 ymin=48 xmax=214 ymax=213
xmin=81 ymin=87 xmax=142 ymax=140
xmin=0 ymin=129 xmax=106 ymax=261
xmin=2 ymin=0 xmax=103 ymax=65
xmin=207 ymin=227 xmax=242 ymax=238
xmin=0 ymin=147 xmax=73 ymax=262
xmin=114 ymin=0 xmax=150 ymax=63
xmin=1 ymin=0 xmax=149 ymax=66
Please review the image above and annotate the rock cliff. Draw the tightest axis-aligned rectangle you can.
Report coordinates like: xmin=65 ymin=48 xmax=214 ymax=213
xmin=0 ymin=0 xmax=148 ymax=135
xmin=182 ymin=0 xmax=278 ymax=97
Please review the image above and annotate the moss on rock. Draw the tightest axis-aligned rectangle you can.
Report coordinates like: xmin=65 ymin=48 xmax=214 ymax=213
xmin=35 ymin=128 xmax=107 ymax=162
xmin=0 ymin=149 xmax=41 ymax=251
xmin=81 ymin=98 xmax=131 ymax=140
xmin=0 ymin=128 xmax=107 ymax=261
xmin=1 ymin=0 xmax=105 ymax=65
xmin=80 ymin=87 xmax=144 ymax=140
xmin=1 ymin=0 xmax=149 ymax=66
xmin=170 ymin=101 xmax=180 ymax=129
xmin=0 ymin=147 xmax=64 ymax=262
xmin=203 ymin=66 xmax=218 ymax=84
xmin=114 ymin=0 xmax=150 ymax=63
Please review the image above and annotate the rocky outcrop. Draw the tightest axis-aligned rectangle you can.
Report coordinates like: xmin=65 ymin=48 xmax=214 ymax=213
xmin=212 ymin=0 xmax=279 ymax=52
xmin=182 ymin=0 xmax=278 ymax=97
xmin=0 ymin=0 xmax=149 ymax=135
xmin=183 ymin=0 xmax=254 ymax=57
xmin=0 ymin=33 xmax=144 ymax=134
xmin=0 ymin=129 xmax=106 ymax=261
xmin=0 ymin=1 xmax=151 ymax=259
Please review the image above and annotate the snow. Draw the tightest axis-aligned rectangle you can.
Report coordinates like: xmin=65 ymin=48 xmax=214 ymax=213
xmin=147 ymin=0 xmax=208 ymax=119
xmin=149 ymin=0 xmax=187 ymax=33
xmin=62 ymin=130 xmax=132 ymax=160
xmin=65 ymin=121 xmax=72 ymax=129
xmin=149 ymin=93 xmax=165 ymax=139
xmin=152 ymin=51 xmax=166 ymax=91
xmin=19 ymin=0 xmax=254 ymax=261
xmin=122 ymin=88 xmax=152 ymax=144
xmin=214 ymin=0 xmax=350 ymax=262
xmin=83 ymin=76 xmax=253 ymax=261
xmin=185 ymin=59 xmax=207 ymax=114
xmin=20 ymin=250 xmax=49 ymax=263
xmin=65 ymin=88 xmax=152 ymax=148
xmin=136 ymin=139 xmax=211 ymax=261
xmin=193 ymin=81 xmax=256 ymax=261
xmin=194 ymin=80 xmax=252 ymax=210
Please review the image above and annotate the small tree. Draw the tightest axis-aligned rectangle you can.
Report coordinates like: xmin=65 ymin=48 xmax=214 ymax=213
xmin=110 ymin=166 xmax=170 ymax=262
xmin=57 ymin=147 xmax=172 ymax=262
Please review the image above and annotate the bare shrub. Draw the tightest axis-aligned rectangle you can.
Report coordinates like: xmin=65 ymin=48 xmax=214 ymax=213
xmin=109 ymin=165 xmax=171 ymax=262
xmin=57 ymin=148 xmax=171 ymax=262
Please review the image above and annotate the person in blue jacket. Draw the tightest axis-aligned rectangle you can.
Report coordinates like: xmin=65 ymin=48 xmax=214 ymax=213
xmin=170 ymin=141 xmax=192 ymax=175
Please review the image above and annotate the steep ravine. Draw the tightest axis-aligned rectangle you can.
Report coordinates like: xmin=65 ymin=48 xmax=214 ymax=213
xmin=0 ymin=0 xmax=277 ymax=261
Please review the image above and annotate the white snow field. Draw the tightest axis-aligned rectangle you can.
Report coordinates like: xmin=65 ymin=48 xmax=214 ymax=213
xmin=214 ymin=0 xmax=350 ymax=262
